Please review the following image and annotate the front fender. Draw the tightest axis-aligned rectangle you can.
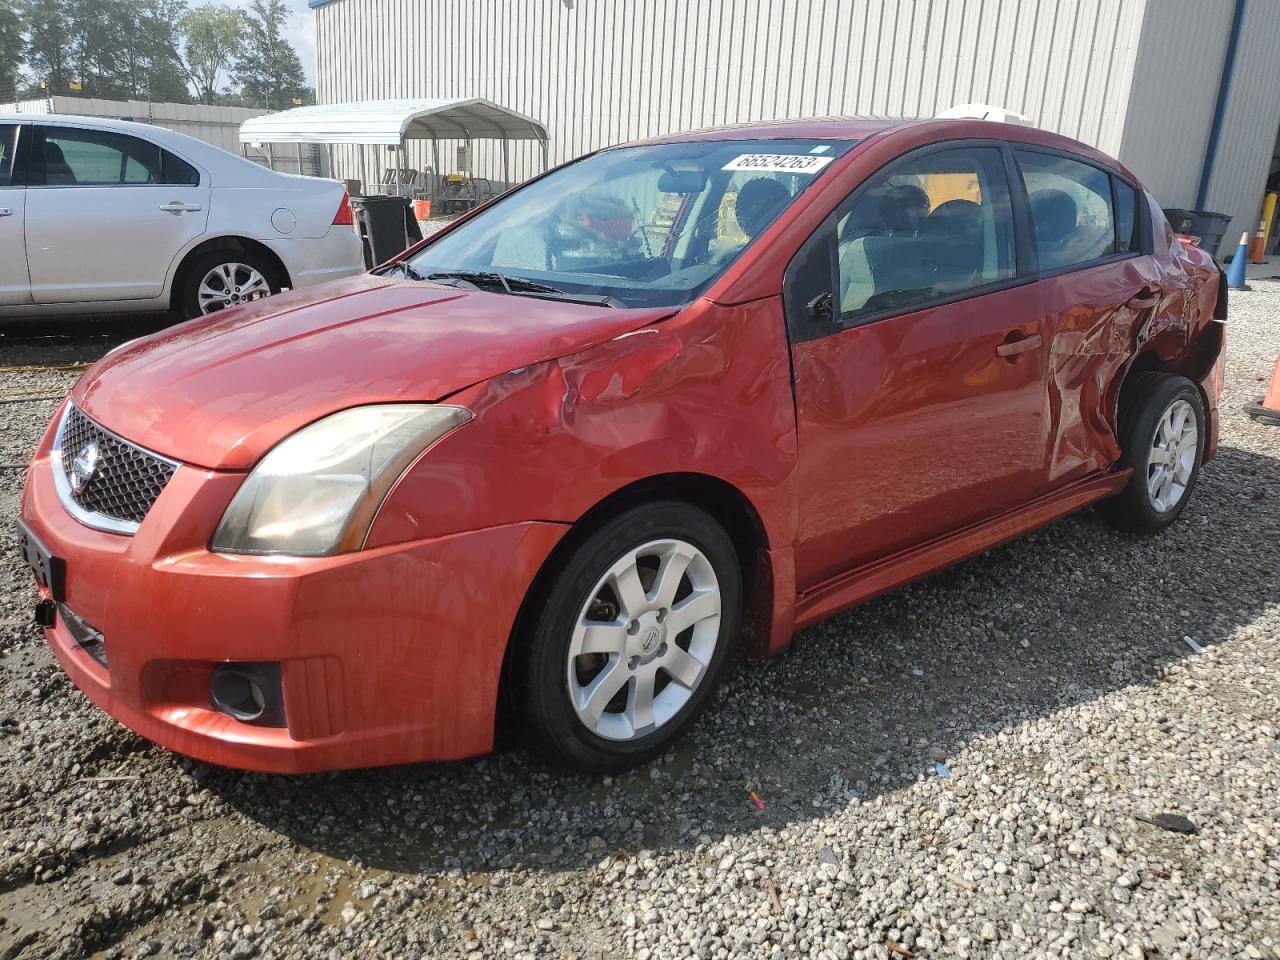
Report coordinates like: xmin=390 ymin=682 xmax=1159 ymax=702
xmin=366 ymin=297 xmax=800 ymax=558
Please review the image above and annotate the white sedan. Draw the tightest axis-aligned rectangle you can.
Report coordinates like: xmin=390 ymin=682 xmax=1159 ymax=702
xmin=0 ymin=114 xmax=363 ymax=319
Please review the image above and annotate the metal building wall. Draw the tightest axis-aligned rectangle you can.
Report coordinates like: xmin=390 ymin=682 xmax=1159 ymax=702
xmin=314 ymin=0 xmax=1148 ymax=189
xmin=1200 ymin=1 xmax=1280 ymax=256
xmin=1118 ymin=0 xmax=1280 ymax=257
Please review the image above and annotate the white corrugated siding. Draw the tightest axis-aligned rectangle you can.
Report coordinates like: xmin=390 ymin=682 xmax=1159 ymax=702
xmin=1 ymin=96 xmax=265 ymax=154
xmin=314 ymin=0 xmax=1148 ymax=188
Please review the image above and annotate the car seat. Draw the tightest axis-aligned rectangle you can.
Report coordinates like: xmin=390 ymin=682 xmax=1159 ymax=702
xmin=42 ymin=141 xmax=77 ymax=185
xmin=1028 ymin=189 xmax=1078 ymax=270
xmin=926 ymin=199 xmax=985 ymax=290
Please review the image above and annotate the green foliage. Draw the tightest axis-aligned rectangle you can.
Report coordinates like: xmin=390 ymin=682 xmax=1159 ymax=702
xmin=233 ymin=0 xmax=308 ymax=111
xmin=0 ymin=4 xmax=24 ymax=102
xmin=178 ymin=3 xmax=243 ymax=105
xmin=11 ymin=0 xmax=310 ymax=109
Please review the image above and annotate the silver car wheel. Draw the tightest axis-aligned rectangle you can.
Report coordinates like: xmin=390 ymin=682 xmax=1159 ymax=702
xmin=197 ymin=262 xmax=270 ymax=314
xmin=566 ymin=538 xmax=722 ymax=742
xmin=1146 ymin=397 xmax=1198 ymax=512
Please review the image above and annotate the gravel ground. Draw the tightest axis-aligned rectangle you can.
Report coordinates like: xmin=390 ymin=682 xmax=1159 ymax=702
xmin=0 ymin=290 xmax=1277 ymax=960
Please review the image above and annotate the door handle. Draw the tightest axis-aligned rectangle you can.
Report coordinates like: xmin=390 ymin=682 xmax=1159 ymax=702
xmin=159 ymin=201 xmax=202 ymax=213
xmin=996 ymin=333 xmax=1042 ymax=358
xmin=1127 ymin=285 xmax=1161 ymax=309
xmin=0 ymin=208 xmax=12 ymax=217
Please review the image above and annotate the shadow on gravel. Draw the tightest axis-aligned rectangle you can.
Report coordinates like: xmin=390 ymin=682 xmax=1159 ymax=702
xmin=0 ymin=314 xmax=173 ymax=367
xmin=196 ymin=440 xmax=1278 ymax=879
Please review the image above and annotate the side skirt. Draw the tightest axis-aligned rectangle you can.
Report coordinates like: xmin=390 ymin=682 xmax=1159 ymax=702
xmin=793 ymin=470 xmax=1132 ymax=630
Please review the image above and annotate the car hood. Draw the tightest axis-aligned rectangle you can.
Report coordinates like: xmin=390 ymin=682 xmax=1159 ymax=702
xmin=73 ymin=273 xmax=675 ymax=470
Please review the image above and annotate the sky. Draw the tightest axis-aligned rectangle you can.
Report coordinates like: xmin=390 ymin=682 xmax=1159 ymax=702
xmin=213 ymin=0 xmax=317 ymax=86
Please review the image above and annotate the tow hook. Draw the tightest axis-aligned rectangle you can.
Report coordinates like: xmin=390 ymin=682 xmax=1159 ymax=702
xmin=34 ymin=599 xmax=56 ymax=628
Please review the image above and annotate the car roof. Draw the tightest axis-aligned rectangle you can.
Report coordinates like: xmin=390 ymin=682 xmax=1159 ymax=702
xmin=624 ymin=115 xmax=1135 ymax=180
xmin=630 ymin=116 xmax=913 ymax=145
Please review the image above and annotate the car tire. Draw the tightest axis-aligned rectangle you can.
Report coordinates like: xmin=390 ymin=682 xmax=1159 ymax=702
xmin=513 ymin=501 xmax=742 ymax=772
xmin=178 ymin=250 xmax=281 ymax=319
xmin=1103 ymin=372 xmax=1205 ymax=533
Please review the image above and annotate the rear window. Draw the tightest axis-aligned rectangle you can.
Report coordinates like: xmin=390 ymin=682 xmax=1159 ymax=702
xmin=1015 ymin=150 xmax=1116 ymax=271
xmin=163 ymin=150 xmax=200 ymax=186
xmin=1114 ymin=178 xmax=1139 ymax=254
xmin=0 ymin=125 xmax=17 ymax=187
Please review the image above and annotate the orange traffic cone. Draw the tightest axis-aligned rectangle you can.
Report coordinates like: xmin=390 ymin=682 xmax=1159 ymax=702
xmin=1246 ymin=357 xmax=1280 ymax=424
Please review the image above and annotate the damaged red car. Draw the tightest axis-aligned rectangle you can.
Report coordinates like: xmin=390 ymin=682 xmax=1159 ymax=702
xmin=18 ymin=118 xmax=1225 ymax=773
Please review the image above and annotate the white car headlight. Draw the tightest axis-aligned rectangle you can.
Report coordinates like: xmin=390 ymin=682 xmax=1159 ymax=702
xmin=211 ymin=404 xmax=472 ymax=556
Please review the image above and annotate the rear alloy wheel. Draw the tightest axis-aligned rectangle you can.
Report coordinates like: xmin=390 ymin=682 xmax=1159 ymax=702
xmin=514 ymin=502 xmax=741 ymax=771
xmin=1145 ymin=398 xmax=1199 ymax=513
xmin=179 ymin=251 xmax=281 ymax=319
xmin=1104 ymin=372 xmax=1205 ymax=533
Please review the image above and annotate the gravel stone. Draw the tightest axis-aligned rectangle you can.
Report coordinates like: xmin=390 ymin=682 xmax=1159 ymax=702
xmin=2 ymin=285 xmax=1280 ymax=958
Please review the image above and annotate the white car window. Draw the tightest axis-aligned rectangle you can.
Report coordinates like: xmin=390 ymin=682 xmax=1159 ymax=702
xmin=0 ymin=125 xmax=17 ymax=187
xmin=36 ymin=127 xmax=199 ymax=187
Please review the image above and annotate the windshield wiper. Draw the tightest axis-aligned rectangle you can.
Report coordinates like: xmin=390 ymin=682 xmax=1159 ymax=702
xmin=385 ymin=260 xmax=427 ymax=281
xmin=425 ymin=270 xmax=624 ymax=308
xmin=426 ymin=270 xmax=563 ymax=295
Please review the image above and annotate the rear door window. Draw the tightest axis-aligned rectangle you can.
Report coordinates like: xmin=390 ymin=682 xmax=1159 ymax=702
xmin=162 ymin=149 xmax=200 ymax=186
xmin=1113 ymin=177 xmax=1139 ymax=254
xmin=1015 ymin=150 xmax=1116 ymax=271
xmin=33 ymin=127 xmax=199 ymax=186
xmin=834 ymin=146 xmax=1016 ymax=322
xmin=0 ymin=125 xmax=18 ymax=186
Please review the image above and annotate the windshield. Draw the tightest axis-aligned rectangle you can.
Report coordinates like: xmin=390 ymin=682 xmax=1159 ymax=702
xmin=406 ymin=139 xmax=855 ymax=308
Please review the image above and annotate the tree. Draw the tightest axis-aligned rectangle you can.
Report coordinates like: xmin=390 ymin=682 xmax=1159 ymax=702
xmin=21 ymin=0 xmax=71 ymax=97
xmin=119 ymin=0 xmax=191 ymax=102
xmin=232 ymin=0 xmax=306 ymax=110
xmin=0 ymin=5 xmax=23 ymax=102
xmin=178 ymin=2 xmax=241 ymax=105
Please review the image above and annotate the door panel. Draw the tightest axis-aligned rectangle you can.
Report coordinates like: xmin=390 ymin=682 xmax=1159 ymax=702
xmin=25 ymin=125 xmax=209 ymax=303
xmin=0 ymin=123 xmax=30 ymax=305
xmin=1013 ymin=149 xmax=1166 ymax=486
xmin=792 ymin=285 xmax=1049 ymax=587
xmin=789 ymin=142 xmax=1051 ymax=590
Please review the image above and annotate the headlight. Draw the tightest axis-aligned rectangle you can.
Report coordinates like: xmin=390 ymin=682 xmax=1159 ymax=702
xmin=211 ymin=404 xmax=471 ymax=556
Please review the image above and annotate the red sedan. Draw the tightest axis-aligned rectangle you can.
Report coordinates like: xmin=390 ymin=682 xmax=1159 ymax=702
xmin=17 ymin=118 xmax=1225 ymax=773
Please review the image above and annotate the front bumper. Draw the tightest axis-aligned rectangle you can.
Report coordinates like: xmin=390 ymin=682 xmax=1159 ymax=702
xmin=20 ymin=442 xmax=566 ymax=773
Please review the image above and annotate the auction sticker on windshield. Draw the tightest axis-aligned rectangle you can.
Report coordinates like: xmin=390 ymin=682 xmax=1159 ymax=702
xmin=722 ymin=153 xmax=834 ymax=174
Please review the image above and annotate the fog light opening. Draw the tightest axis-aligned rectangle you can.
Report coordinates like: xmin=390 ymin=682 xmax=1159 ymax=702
xmin=210 ymin=667 xmax=267 ymax=721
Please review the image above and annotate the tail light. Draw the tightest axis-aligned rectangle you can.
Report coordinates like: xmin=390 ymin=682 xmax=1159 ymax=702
xmin=332 ymin=191 xmax=353 ymax=226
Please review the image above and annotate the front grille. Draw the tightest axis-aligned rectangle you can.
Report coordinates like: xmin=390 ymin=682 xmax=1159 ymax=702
xmin=55 ymin=405 xmax=179 ymax=531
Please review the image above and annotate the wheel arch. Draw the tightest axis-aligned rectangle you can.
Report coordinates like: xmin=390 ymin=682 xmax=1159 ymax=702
xmin=495 ymin=472 xmax=775 ymax=738
xmin=168 ymin=236 xmax=292 ymax=311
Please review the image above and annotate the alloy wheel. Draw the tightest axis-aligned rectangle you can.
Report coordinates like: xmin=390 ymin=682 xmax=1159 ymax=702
xmin=1146 ymin=398 xmax=1198 ymax=512
xmin=197 ymin=262 xmax=270 ymax=314
xmin=566 ymin=538 xmax=722 ymax=742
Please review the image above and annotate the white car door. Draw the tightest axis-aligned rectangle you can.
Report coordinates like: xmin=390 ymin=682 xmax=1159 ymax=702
xmin=0 ymin=122 xmax=31 ymax=305
xmin=24 ymin=123 xmax=210 ymax=303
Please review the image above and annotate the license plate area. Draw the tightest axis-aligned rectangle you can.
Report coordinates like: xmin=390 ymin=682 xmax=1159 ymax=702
xmin=16 ymin=518 xmax=66 ymax=602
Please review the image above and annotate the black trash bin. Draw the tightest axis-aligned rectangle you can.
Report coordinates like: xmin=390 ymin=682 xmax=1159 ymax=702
xmin=1162 ymin=208 xmax=1232 ymax=254
xmin=350 ymin=195 xmax=424 ymax=269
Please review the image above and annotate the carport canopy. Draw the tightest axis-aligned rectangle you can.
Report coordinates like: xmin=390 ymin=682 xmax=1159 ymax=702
xmin=238 ymin=97 xmax=549 ymax=187
xmin=238 ymin=97 xmax=549 ymax=147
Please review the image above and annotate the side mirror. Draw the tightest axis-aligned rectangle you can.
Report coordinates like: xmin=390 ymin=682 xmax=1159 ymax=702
xmin=805 ymin=292 xmax=833 ymax=325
